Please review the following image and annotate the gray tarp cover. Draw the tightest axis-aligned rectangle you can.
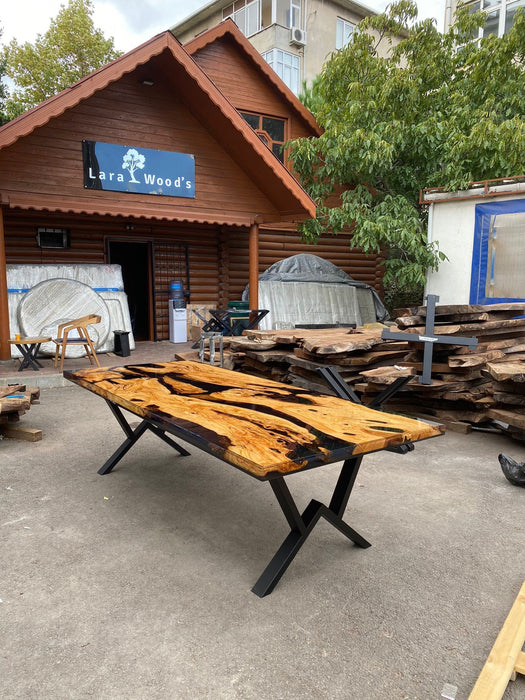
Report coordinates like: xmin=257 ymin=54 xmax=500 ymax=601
xmin=243 ymin=254 xmax=388 ymax=322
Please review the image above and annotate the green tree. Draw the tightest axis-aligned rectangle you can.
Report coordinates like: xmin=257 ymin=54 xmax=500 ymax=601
xmin=0 ymin=25 xmax=7 ymax=125
xmin=2 ymin=0 xmax=121 ymax=120
xmin=290 ymin=0 xmax=525 ymax=290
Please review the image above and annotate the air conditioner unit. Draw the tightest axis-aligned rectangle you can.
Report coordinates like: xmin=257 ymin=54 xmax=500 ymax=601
xmin=290 ymin=27 xmax=306 ymax=46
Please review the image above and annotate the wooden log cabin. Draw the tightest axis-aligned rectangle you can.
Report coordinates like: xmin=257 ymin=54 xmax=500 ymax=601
xmin=0 ymin=21 xmax=384 ymax=360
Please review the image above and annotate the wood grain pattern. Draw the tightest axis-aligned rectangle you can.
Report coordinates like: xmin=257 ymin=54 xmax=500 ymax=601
xmin=468 ymin=581 xmax=525 ymax=700
xmin=64 ymin=360 xmax=443 ymax=478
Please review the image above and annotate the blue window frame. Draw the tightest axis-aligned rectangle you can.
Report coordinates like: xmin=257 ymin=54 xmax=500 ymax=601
xmin=470 ymin=198 xmax=525 ymax=303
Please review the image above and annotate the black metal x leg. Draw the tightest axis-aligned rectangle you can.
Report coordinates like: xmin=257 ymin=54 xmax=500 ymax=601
xmin=252 ymin=456 xmax=370 ymax=597
xmin=98 ymin=400 xmax=190 ymax=475
xmin=16 ymin=342 xmax=44 ymax=371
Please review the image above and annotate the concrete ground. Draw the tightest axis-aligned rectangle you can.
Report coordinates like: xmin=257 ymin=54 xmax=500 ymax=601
xmin=1 ymin=352 xmax=525 ymax=699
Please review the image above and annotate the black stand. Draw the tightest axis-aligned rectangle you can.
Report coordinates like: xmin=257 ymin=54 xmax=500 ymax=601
xmin=252 ymin=456 xmax=369 ymax=597
xmin=381 ymin=294 xmax=478 ymax=384
xmin=98 ymin=401 xmax=190 ymax=475
xmin=14 ymin=342 xmax=45 ymax=371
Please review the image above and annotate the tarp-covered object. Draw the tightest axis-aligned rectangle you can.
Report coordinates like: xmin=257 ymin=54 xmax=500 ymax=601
xmin=243 ymin=254 xmax=388 ymax=330
xmin=7 ymin=264 xmax=134 ymax=358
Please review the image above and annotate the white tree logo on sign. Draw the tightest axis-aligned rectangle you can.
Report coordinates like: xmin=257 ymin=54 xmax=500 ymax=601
xmin=122 ymin=148 xmax=146 ymax=183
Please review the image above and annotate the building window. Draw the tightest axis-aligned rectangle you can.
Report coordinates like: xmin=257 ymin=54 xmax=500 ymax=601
xmin=240 ymin=112 xmax=287 ymax=162
xmin=336 ymin=17 xmax=355 ymax=49
xmin=223 ymin=0 xmax=261 ymax=37
xmin=288 ymin=0 xmax=301 ymax=28
xmin=262 ymin=49 xmax=301 ymax=95
xmin=275 ymin=0 xmax=302 ymax=28
xmin=465 ymin=0 xmax=525 ymax=37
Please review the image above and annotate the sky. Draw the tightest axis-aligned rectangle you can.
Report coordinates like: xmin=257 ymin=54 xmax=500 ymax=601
xmin=1 ymin=0 xmax=447 ymax=52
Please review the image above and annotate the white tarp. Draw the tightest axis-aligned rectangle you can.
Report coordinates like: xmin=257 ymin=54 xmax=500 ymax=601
xmin=243 ymin=254 xmax=388 ymax=330
xmin=7 ymin=263 xmax=124 ymax=291
xmin=7 ymin=264 xmax=134 ymax=358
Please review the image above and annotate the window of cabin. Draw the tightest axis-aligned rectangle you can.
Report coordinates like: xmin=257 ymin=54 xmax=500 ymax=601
xmin=240 ymin=112 xmax=287 ymax=162
xmin=223 ymin=0 xmax=261 ymax=37
xmin=262 ymin=48 xmax=301 ymax=95
xmin=336 ymin=17 xmax=355 ymax=49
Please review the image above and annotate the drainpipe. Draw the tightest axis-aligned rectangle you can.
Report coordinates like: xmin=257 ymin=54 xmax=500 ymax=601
xmin=444 ymin=0 xmax=453 ymax=32
xmin=0 ymin=206 xmax=10 ymax=360
xmin=249 ymin=222 xmax=259 ymax=310
xmin=424 ymin=202 xmax=434 ymax=299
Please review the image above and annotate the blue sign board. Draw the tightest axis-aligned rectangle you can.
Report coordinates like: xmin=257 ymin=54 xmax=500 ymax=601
xmin=82 ymin=140 xmax=195 ymax=198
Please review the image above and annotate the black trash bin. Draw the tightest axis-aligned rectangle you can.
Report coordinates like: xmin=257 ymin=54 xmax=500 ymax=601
xmin=113 ymin=330 xmax=130 ymax=357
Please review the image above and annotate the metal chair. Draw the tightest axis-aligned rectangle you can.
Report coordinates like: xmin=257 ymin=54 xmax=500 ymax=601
xmin=52 ymin=314 xmax=101 ymax=372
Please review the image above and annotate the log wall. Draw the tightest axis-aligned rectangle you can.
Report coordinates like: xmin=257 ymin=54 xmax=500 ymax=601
xmin=3 ymin=211 xmax=383 ymax=339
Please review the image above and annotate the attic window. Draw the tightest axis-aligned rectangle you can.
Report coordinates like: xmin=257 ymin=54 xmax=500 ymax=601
xmin=240 ymin=112 xmax=286 ymax=162
xmin=36 ymin=228 xmax=70 ymax=249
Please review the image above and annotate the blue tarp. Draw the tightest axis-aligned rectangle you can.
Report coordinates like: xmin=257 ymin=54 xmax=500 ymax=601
xmin=470 ymin=198 xmax=525 ymax=304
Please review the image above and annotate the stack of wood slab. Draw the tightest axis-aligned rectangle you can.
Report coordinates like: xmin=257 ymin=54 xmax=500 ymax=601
xmin=176 ymin=302 xmax=525 ymax=439
xmin=0 ymin=384 xmax=41 ymax=441
xmin=224 ymin=326 xmax=412 ymax=394
xmin=357 ymin=302 xmax=525 ymax=436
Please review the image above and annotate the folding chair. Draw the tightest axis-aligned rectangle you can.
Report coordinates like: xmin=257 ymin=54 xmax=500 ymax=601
xmin=53 ymin=314 xmax=101 ymax=372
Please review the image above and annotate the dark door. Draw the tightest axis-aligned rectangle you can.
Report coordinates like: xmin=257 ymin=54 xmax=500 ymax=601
xmin=108 ymin=241 xmax=151 ymax=341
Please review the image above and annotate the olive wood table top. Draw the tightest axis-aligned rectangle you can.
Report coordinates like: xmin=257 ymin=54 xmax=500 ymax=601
xmin=64 ymin=360 xmax=444 ymax=479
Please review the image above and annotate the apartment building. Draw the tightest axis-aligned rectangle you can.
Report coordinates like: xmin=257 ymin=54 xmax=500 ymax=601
xmin=172 ymin=0 xmax=383 ymax=93
xmin=444 ymin=0 xmax=525 ymax=37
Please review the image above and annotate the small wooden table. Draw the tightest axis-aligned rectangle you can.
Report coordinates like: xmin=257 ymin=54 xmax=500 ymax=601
xmin=64 ymin=360 xmax=444 ymax=596
xmin=8 ymin=336 xmax=51 ymax=371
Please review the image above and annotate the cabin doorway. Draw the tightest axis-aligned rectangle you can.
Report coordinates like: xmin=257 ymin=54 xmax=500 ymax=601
xmin=108 ymin=240 xmax=151 ymax=340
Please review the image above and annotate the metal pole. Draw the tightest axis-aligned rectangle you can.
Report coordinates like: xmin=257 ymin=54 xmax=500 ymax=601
xmin=0 ymin=207 xmax=11 ymax=360
xmin=248 ymin=222 xmax=259 ymax=310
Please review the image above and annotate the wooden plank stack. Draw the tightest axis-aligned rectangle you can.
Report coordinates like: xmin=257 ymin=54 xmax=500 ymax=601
xmin=0 ymin=385 xmax=41 ymax=441
xmin=223 ymin=326 xmax=407 ymax=394
xmin=176 ymin=302 xmax=525 ymax=439
xmin=356 ymin=303 xmax=525 ymax=436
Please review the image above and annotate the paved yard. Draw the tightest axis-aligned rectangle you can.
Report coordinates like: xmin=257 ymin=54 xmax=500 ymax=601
xmin=1 ymin=384 xmax=524 ymax=699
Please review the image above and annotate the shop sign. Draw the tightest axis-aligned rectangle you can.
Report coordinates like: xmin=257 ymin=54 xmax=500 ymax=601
xmin=82 ymin=140 xmax=195 ymax=198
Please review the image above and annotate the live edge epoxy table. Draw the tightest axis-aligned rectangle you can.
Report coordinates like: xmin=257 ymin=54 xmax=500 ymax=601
xmin=64 ymin=361 xmax=444 ymax=597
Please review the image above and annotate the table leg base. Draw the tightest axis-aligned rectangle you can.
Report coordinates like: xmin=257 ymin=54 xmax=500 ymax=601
xmin=251 ymin=498 xmax=370 ymax=598
xmin=98 ymin=401 xmax=190 ymax=475
xmin=252 ymin=457 xmax=369 ymax=597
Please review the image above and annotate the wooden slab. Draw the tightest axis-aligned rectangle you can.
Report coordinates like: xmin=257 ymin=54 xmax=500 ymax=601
xmin=454 ymin=338 xmax=525 ymax=355
xmin=448 ymin=351 xmax=506 ymax=368
xmin=0 ymin=425 xmax=42 ymax=442
xmin=403 ymin=318 xmax=525 ymax=336
xmin=64 ymin=361 xmax=443 ymax=478
xmin=229 ymin=338 xmax=278 ymax=352
xmin=485 ymin=362 xmax=525 ymax=382
xmin=487 ymin=408 xmax=525 ymax=430
xmin=395 ymin=303 xmax=525 ymax=317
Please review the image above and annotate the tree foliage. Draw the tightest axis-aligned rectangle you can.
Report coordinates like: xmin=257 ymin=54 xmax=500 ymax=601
xmin=2 ymin=0 xmax=121 ymax=120
xmin=0 ymin=25 xmax=7 ymax=125
xmin=290 ymin=0 xmax=525 ymax=287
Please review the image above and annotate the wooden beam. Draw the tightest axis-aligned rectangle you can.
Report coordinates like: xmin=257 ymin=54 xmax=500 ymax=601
xmin=469 ymin=581 xmax=525 ymax=700
xmin=0 ymin=206 xmax=10 ymax=360
xmin=248 ymin=222 xmax=259 ymax=310
xmin=513 ymin=651 xmax=525 ymax=678
xmin=0 ymin=425 xmax=42 ymax=442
